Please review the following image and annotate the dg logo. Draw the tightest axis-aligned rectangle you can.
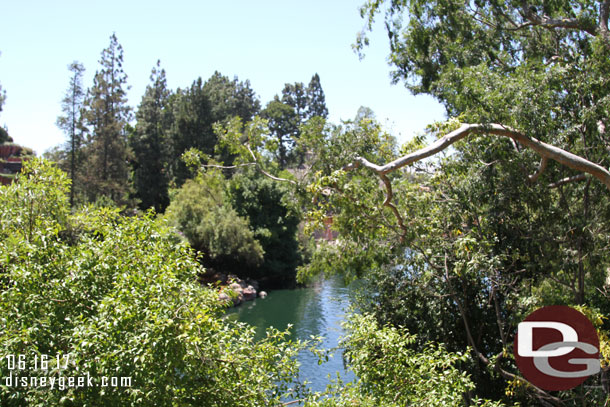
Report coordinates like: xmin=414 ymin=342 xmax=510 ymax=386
xmin=514 ymin=305 xmax=600 ymax=391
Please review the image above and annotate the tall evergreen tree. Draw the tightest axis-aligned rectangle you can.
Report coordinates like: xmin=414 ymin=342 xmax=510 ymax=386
xmin=167 ymin=71 xmax=261 ymax=184
xmin=306 ymin=73 xmax=328 ymax=119
xmin=167 ymin=78 xmax=213 ymax=186
xmin=130 ymin=60 xmax=172 ymax=212
xmin=202 ymin=71 xmax=260 ymax=124
xmin=266 ymin=75 xmax=328 ymax=167
xmin=56 ymin=61 xmax=86 ymax=207
xmin=281 ymin=82 xmax=308 ymax=122
xmin=0 ymin=51 xmax=9 ymax=144
xmin=82 ymin=33 xmax=132 ymax=204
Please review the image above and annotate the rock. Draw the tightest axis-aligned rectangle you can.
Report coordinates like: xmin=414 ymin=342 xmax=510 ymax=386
xmin=242 ymin=285 xmax=257 ymax=301
xmin=246 ymin=279 xmax=259 ymax=291
xmin=259 ymin=291 xmax=268 ymax=299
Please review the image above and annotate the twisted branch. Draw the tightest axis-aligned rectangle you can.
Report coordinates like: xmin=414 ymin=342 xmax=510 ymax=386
xmin=344 ymin=123 xmax=610 ymax=239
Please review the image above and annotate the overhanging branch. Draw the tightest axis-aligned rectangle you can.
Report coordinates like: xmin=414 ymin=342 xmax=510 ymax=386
xmin=344 ymin=123 xmax=610 ymax=238
xmin=352 ymin=123 xmax=610 ymax=189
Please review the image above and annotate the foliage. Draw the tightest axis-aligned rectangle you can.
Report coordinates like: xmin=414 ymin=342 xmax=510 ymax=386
xmin=262 ymin=74 xmax=329 ymax=168
xmin=229 ymin=169 xmax=302 ymax=287
xmin=167 ymin=73 xmax=261 ymax=186
xmin=261 ymin=96 xmax=299 ymax=168
xmin=0 ymin=159 xmax=311 ymax=406
xmin=164 ymin=170 xmax=264 ymax=275
xmin=304 ymin=313 xmax=510 ymax=407
xmin=292 ymin=1 xmax=610 ymax=404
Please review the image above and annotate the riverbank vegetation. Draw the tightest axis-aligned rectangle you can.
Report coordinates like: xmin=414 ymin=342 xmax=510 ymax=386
xmin=2 ymin=0 xmax=610 ymax=405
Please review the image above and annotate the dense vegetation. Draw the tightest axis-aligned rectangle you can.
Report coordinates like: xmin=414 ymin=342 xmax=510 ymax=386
xmin=0 ymin=159 xmax=312 ymax=406
xmin=2 ymin=0 xmax=610 ymax=405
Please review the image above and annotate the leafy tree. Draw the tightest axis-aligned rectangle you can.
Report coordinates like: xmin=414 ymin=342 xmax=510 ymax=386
xmin=282 ymin=82 xmax=308 ymax=122
xmin=56 ymin=61 xmax=86 ymax=207
xmin=295 ymin=1 xmax=610 ymax=405
xmin=303 ymin=313 xmax=509 ymax=407
xmin=229 ymin=169 xmax=302 ymax=288
xmin=264 ymin=75 xmax=329 ymax=168
xmin=164 ymin=170 xmax=264 ymax=275
xmin=0 ymin=159 xmax=313 ymax=406
xmin=129 ymin=61 xmax=172 ymax=212
xmin=167 ymin=72 xmax=261 ymax=185
xmin=82 ymin=33 xmax=132 ymax=204
xmin=202 ymin=71 xmax=261 ymax=165
xmin=261 ymin=96 xmax=299 ymax=168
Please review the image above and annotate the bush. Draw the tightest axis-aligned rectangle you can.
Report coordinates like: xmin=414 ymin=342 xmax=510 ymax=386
xmin=0 ymin=159 xmax=307 ymax=406
xmin=303 ymin=313 xmax=509 ymax=407
xmin=164 ymin=173 xmax=264 ymax=275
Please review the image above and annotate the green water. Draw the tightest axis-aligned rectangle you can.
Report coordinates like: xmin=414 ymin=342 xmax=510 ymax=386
xmin=226 ymin=275 xmax=356 ymax=393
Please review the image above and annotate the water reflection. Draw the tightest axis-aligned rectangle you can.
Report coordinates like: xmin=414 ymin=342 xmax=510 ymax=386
xmin=226 ymin=275 xmax=356 ymax=393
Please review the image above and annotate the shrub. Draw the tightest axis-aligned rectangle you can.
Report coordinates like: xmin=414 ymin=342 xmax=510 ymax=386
xmin=0 ymin=159 xmax=306 ymax=406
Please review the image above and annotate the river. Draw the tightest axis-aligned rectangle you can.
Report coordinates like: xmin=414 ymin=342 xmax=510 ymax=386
xmin=226 ymin=275 xmax=356 ymax=394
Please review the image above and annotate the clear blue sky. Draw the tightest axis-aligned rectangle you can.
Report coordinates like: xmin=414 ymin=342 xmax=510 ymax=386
xmin=0 ymin=0 xmax=445 ymax=155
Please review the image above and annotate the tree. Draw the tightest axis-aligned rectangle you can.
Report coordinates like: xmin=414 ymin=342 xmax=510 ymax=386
xmin=164 ymin=170 xmax=264 ymax=275
xmin=282 ymin=82 xmax=308 ymax=121
xmin=129 ymin=60 xmax=172 ymax=212
xmin=229 ymin=169 xmax=302 ymax=288
xmin=296 ymin=1 xmax=610 ymax=405
xmin=56 ymin=61 xmax=86 ymax=206
xmin=0 ymin=51 xmax=10 ymax=144
xmin=202 ymin=71 xmax=261 ymax=165
xmin=306 ymin=73 xmax=328 ymax=120
xmin=82 ymin=33 xmax=132 ymax=204
xmin=266 ymin=75 xmax=329 ymax=168
xmin=167 ymin=78 xmax=214 ymax=185
xmin=261 ymin=96 xmax=299 ymax=169
xmin=166 ymin=72 xmax=262 ymax=185
xmin=203 ymin=71 xmax=260 ymax=124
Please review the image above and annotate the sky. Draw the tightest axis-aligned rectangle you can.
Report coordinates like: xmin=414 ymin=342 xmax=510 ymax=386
xmin=0 ymin=0 xmax=446 ymax=156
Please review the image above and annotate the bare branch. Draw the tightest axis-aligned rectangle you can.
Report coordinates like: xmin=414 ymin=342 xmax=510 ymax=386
xmin=343 ymin=123 xmax=610 ymax=235
xmin=259 ymin=168 xmax=297 ymax=184
xmin=352 ymin=124 xmax=610 ymax=190
xmin=208 ymin=143 xmax=297 ymax=184
xmin=528 ymin=156 xmax=548 ymax=183
xmin=202 ymin=163 xmax=256 ymax=170
xmin=549 ymin=173 xmax=588 ymax=188
xmin=520 ymin=3 xmax=597 ymax=36
xmin=379 ymin=173 xmax=407 ymax=241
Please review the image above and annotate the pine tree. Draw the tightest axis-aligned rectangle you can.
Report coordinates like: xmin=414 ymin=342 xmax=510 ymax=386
xmin=167 ymin=78 xmax=213 ymax=185
xmin=82 ymin=33 xmax=132 ymax=204
xmin=281 ymin=82 xmax=308 ymax=122
xmin=306 ymin=73 xmax=328 ymax=119
xmin=56 ymin=61 xmax=86 ymax=206
xmin=202 ymin=71 xmax=260 ymax=124
xmin=129 ymin=60 xmax=172 ymax=212
xmin=0 ymin=51 xmax=9 ymax=144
